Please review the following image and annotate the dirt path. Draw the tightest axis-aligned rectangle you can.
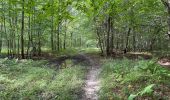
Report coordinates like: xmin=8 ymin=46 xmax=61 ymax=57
xmin=80 ymin=54 xmax=101 ymax=100
xmin=42 ymin=53 xmax=101 ymax=100
xmin=82 ymin=66 xmax=101 ymax=100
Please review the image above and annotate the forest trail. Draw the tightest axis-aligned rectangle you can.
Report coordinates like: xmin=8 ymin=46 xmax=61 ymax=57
xmin=80 ymin=54 xmax=101 ymax=100
xmin=82 ymin=63 xmax=101 ymax=100
xmin=44 ymin=53 xmax=101 ymax=100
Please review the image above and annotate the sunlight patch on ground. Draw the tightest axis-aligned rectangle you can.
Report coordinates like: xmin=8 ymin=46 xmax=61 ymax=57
xmin=128 ymin=52 xmax=152 ymax=56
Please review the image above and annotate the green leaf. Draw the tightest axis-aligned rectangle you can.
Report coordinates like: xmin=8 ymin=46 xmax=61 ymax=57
xmin=139 ymin=84 xmax=155 ymax=96
xmin=128 ymin=94 xmax=137 ymax=100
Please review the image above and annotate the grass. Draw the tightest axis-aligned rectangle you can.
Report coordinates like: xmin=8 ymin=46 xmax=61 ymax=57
xmin=51 ymin=47 xmax=100 ymax=56
xmin=99 ymin=58 xmax=170 ymax=100
xmin=79 ymin=47 xmax=100 ymax=54
xmin=0 ymin=58 xmax=85 ymax=100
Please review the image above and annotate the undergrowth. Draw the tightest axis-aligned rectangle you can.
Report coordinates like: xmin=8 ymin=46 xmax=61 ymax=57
xmin=0 ymin=58 xmax=85 ymax=100
xmin=99 ymin=58 xmax=170 ymax=100
xmin=53 ymin=47 xmax=100 ymax=56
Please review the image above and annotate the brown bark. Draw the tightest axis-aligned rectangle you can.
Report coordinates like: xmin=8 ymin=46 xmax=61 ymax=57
xmin=106 ymin=16 xmax=111 ymax=56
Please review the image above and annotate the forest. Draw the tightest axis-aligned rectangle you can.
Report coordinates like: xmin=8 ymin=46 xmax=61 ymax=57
xmin=0 ymin=0 xmax=170 ymax=100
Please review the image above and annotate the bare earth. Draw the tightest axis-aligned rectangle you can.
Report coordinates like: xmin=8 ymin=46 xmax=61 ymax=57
xmin=82 ymin=66 xmax=101 ymax=100
xmin=81 ymin=54 xmax=101 ymax=100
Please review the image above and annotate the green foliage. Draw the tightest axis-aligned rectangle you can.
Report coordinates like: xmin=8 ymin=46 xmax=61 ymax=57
xmin=0 ymin=59 xmax=85 ymax=100
xmin=140 ymin=84 xmax=155 ymax=95
xmin=128 ymin=84 xmax=155 ymax=100
xmin=128 ymin=94 xmax=137 ymax=100
xmin=99 ymin=58 xmax=170 ymax=99
xmin=1 ymin=0 xmax=169 ymax=57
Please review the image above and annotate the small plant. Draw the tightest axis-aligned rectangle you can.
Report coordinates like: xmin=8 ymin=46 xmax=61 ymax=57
xmin=128 ymin=84 xmax=155 ymax=100
xmin=137 ymin=59 xmax=158 ymax=74
xmin=61 ymin=59 xmax=73 ymax=69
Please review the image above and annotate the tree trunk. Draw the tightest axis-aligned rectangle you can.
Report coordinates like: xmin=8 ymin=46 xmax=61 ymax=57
xmin=125 ymin=28 xmax=131 ymax=53
xmin=50 ymin=0 xmax=54 ymax=51
xmin=27 ymin=15 xmax=31 ymax=57
xmin=96 ymin=28 xmax=104 ymax=55
xmin=57 ymin=23 xmax=60 ymax=51
xmin=37 ymin=30 xmax=41 ymax=56
xmin=63 ymin=20 xmax=67 ymax=49
xmin=161 ymin=0 xmax=170 ymax=39
xmin=0 ymin=22 xmax=3 ymax=53
xmin=21 ymin=0 xmax=25 ymax=59
xmin=106 ymin=16 xmax=111 ymax=56
xmin=133 ymin=29 xmax=136 ymax=52
xmin=110 ymin=17 xmax=114 ymax=53
xmin=70 ymin=32 xmax=73 ymax=47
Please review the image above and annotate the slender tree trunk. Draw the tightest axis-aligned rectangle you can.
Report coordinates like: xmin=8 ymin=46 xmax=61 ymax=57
xmin=110 ymin=18 xmax=114 ymax=53
xmin=3 ymin=13 xmax=8 ymax=56
xmin=57 ymin=22 xmax=60 ymax=51
xmin=63 ymin=20 xmax=67 ymax=49
xmin=116 ymin=34 xmax=119 ymax=50
xmin=70 ymin=32 xmax=73 ymax=47
xmin=133 ymin=29 xmax=136 ymax=52
xmin=161 ymin=0 xmax=170 ymax=39
xmin=50 ymin=0 xmax=54 ymax=51
xmin=0 ymin=22 xmax=3 ymax=53
xmin=21 ymin=0 xmax=25 ymax=59
xmin=57 ymin=0 xmax=61 ymax=51
xmin=27 ymin=15 xmax=31 ymax=58
xmin=37 ymin=29 xmax=41 ymax=56
xmin=17 ymin=35 xmax=20 ymax=58
xmin=125 ymin=28 xmax=131 ymax=53
xmin=12 ymin=16 xmax=17 ymax=57
xmin=50 ymin=0 xmax=55 ymax=51
xmin=96 ymin=28 xmax=104 ymax=54
xmin=106 ymin=16 xmax=111 ymax=56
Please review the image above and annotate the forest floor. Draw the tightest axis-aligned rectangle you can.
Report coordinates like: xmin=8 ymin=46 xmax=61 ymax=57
xmin=46 ymin=53 xmax=102 ymax=100
xmin=82 ymin=64 xmax=100 ymax=100
xmin=30 ymin=51 xmax=103 ymax=99
xmin=80 ymin=53 xmax=101 ymax=100
xmin=1 ymin=49 xmax=170 ymax=100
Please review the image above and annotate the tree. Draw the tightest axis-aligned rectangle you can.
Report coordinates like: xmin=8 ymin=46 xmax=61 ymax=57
xmin=21 ymin=0 xmax=25 ymax=59
xmin=161 ymin=0 xmax=170 ymax=39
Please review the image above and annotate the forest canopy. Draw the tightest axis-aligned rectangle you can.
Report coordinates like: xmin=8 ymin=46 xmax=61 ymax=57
xmin=0 ymin=0 xmax=169 ymax=57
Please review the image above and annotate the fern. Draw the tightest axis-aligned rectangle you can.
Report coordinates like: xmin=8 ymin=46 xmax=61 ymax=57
xmin=128 ymin=94 xmax=137 ymax=100
xmin=139 ymin=84 xmax=155 ymax=96
xmin=128 ymin=84 xmax=155 ymax=100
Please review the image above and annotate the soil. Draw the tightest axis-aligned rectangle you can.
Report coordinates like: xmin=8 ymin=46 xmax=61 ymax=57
xmin=80 ymin=54 xmax=101 ymax=100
